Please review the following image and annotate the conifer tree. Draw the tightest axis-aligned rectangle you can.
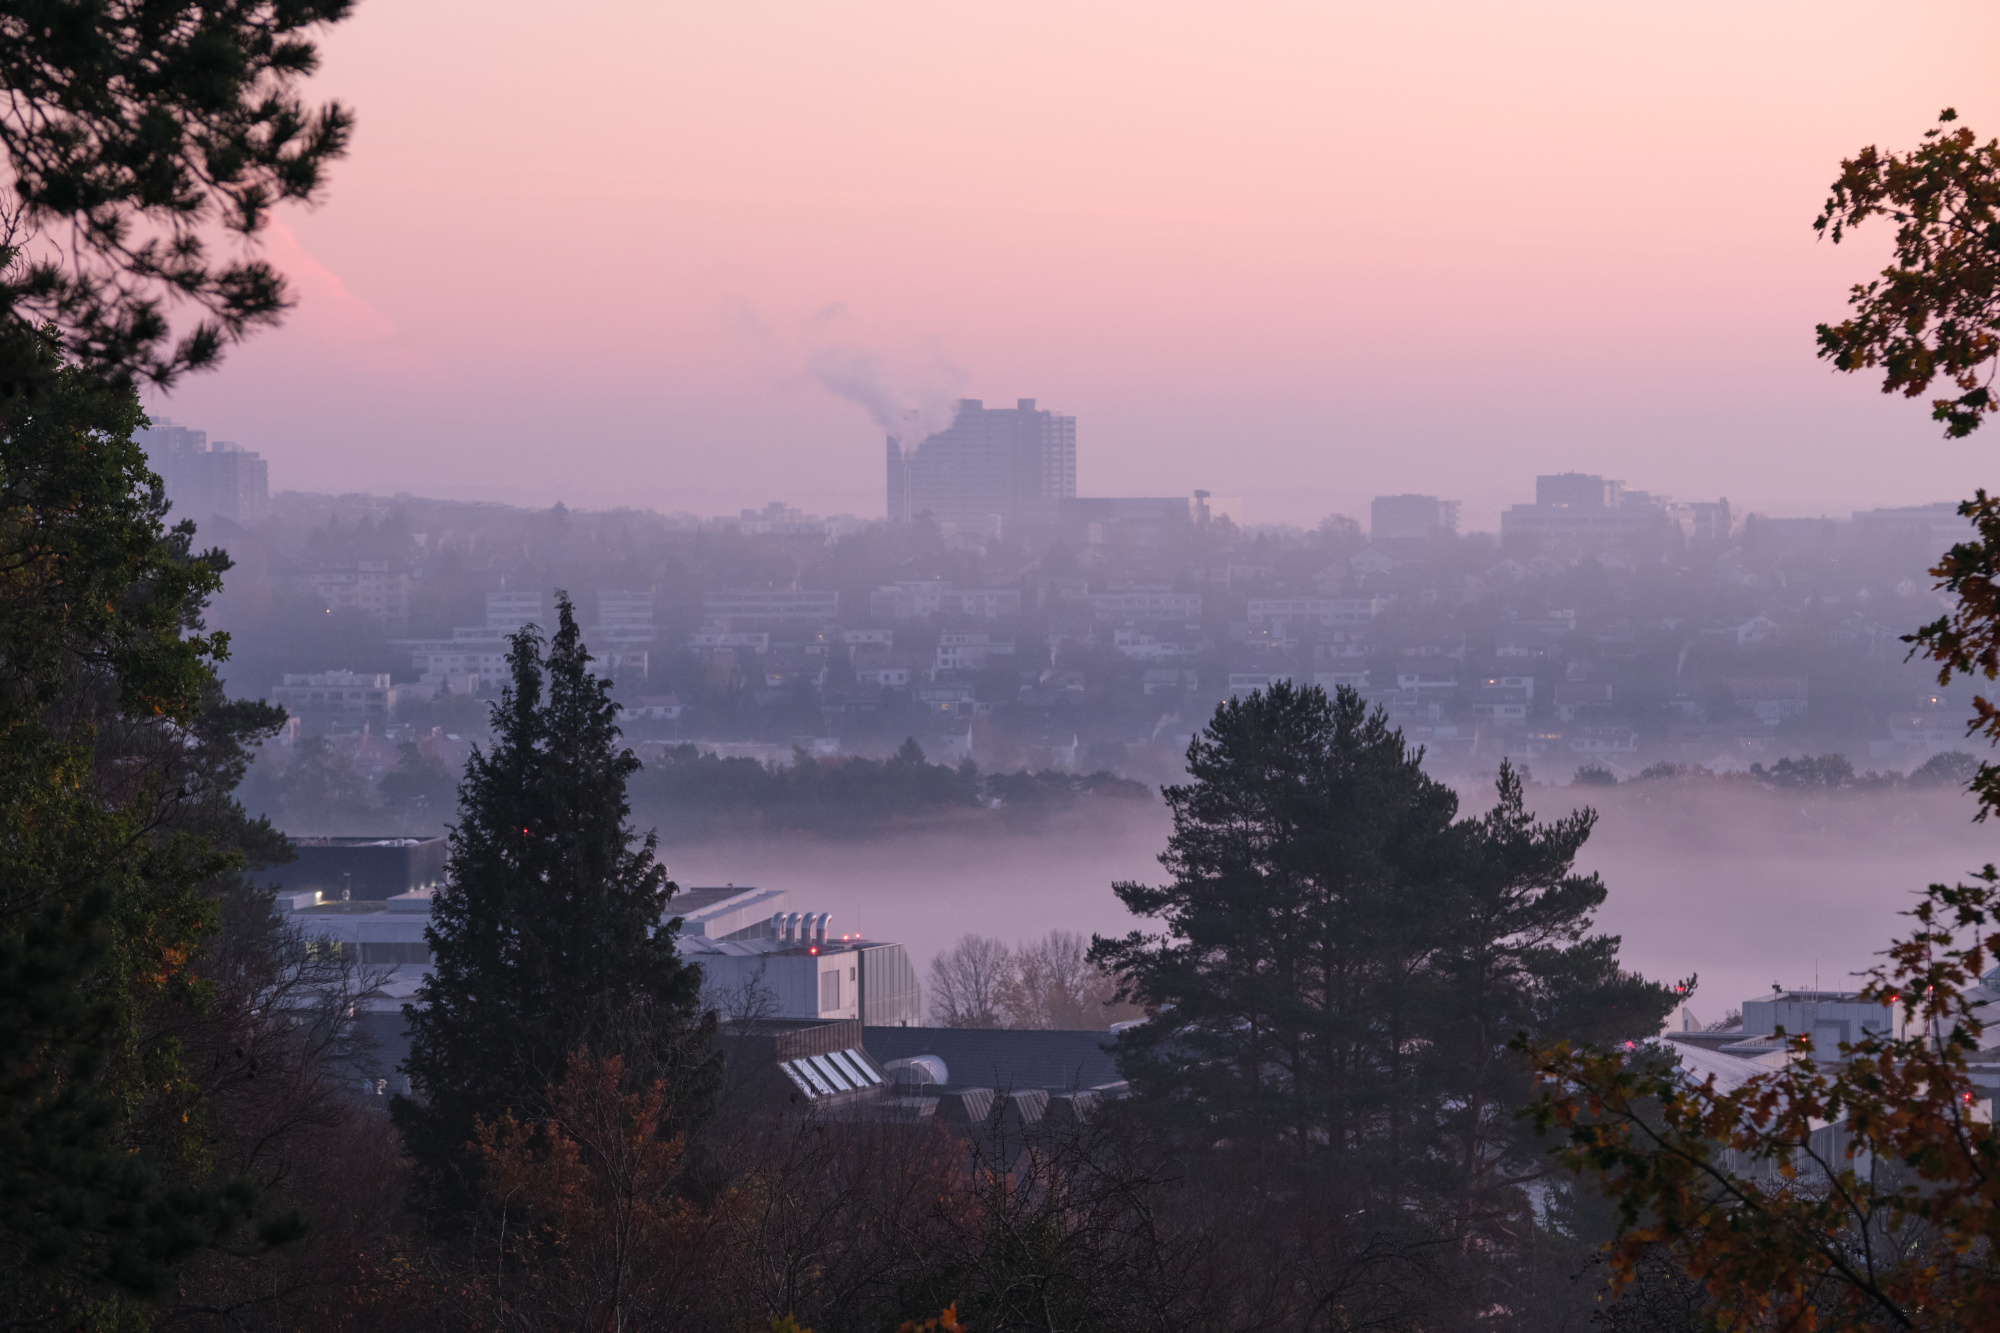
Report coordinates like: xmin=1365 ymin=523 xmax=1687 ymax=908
xmin=1092 ymin=683 xmax=1672 ymax=1208
xmin=395 ymin=594 xmax=713 ymax=1206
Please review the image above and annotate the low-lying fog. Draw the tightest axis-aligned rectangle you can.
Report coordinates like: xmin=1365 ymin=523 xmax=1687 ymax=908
xmin=661 ymin=780 xmax=2000 ymax=1032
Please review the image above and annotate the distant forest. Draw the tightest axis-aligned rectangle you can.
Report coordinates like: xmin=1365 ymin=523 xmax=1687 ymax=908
xmin=239 ymin=734 xmax=1153 ymax=841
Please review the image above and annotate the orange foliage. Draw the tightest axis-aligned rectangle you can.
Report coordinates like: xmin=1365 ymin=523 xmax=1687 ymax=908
xmin=470 ymin=1050 xmax=703 ymax=1331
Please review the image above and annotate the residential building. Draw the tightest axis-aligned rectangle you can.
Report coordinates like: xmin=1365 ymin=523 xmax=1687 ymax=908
xmin=1472 ymin=686 xmax=1530 ymax=723
xmin=617 ymin=694 xmax=687 ymax=722
xmin=869 ymin=582 xmax=1022 ymax=620
xmin=1092 ymin=591 xmax=1202 ymax=624
xmin=936 ymin=633 xmax=1015 ymax=673
xmin=309 ymin=560 xmax=412 ymax=622
xmin=1569 ymin=726 xmax=1639 ymax=756
xmin=1229 ymin=672 xmax=1296 ymax=697
xmin=268 ymin=670 xmax=406 ymax=718
xmin=887 ymin=398 xmax=1076 ymax=527
xmin=1728 ymin=676 xmax=1809 ymax=724
xmin=1112 ymin=628 xmax=1203 ymax=661
xmin=1554 ymin=680 xmax=1613 ymax=722
xmin=1245 ymin=597 xmax=1389 ymax=633
xmin=852 ymin=651 xmax=920 ymax=687
xmin=703 ymin=588 xmax=840 ymax=626
xmin=135 ymin=417 xmax=270 ymax=524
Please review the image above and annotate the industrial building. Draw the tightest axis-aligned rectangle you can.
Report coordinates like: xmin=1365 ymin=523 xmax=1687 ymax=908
xmin=673 ymin=885 xmax=923 ymax=1028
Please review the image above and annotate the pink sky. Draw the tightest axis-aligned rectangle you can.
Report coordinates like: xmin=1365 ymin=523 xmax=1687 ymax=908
xmin=150 ymin=0 xmax=2000 ymax=528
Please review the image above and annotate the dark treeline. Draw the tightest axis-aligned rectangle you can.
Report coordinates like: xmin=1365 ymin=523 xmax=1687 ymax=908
xmin=1571 ymin=747 xmax=1978 ymax=790
xmin=234 ymin=733 xmax=1153 ymax=840
xmin=631 ymin=742 xmax=1151 ymax=841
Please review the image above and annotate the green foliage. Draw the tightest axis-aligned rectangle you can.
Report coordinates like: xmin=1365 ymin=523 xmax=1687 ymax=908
xmin=0 ymin=333 xmax=291 ymax=1316
xmin=1815 ymin=108 xmax=2000 ymax=438
xmin=1093 ymin=683 xmax=1675 ymax=1208
xmin=0 ymin=0 xmax=356 ymax=391
xmin=395 ymin=594 xmax=715 ymax=1211
xmin=1573 ymin=763 xmax=1618 ymax=786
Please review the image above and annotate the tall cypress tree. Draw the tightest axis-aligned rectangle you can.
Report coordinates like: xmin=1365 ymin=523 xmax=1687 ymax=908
xmin=394 ymin=593 xmax=713 ymax=1204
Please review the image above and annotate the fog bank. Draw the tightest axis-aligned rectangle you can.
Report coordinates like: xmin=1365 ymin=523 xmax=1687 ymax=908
xmin=663 ymin=783 xmax=2000 ymax=1032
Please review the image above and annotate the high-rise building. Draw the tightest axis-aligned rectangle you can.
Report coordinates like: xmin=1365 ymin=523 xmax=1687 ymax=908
xmin=886 ymin=398 xmax=1076 ymax=528
xmin=1370 ymin=494 xmax=1460 ymax=544
xmin=135 ymin=417 xmax=270 ymax=525
xmin=1501 ymin=472 xmax=1725 ymax=543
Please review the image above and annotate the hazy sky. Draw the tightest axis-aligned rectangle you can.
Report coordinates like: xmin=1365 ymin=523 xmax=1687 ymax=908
xmin=148 ymin=1 xmax=2000 ymax=528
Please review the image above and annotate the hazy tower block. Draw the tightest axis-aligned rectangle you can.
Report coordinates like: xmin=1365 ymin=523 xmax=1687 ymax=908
xmin=886 ymin=398 xmax=1077 ymax=528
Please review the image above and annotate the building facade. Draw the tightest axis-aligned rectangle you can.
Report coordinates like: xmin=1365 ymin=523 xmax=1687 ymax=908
xmin=136 ymin=417 xmax=270 ymax=525
xmin=887 ymin=398 xmax=1076 ymax=527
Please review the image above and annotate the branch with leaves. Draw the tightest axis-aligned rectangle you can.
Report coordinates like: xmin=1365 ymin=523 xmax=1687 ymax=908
xmin=0 ymin=0 xmax=355 ymax=390
xmin=1815 ymin=108 xmax=2000 ymax=439
xmin=1527 ymin=869 xmax=2000 ymax=1331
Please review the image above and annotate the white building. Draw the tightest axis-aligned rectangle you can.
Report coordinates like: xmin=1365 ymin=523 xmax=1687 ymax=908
xmin=702 ymin=588 xmax=839 ymax=627
xmin=281 ymin=883 xmax=923 ymax=1030
xmin=870 ymin=582 xmax=1023 ymax=621
xmin=1092 ymin=591 xmax=1202 ymax=624
xmin=935 ymin=633 xmax=1016 ymax=673
xmin=310 ymin=561 xmax=412 ymax=622
xmin=1245 ymin=597 xmax=1390 ymax=632
xmin=268 ymin=671 xmax=409 ymax=716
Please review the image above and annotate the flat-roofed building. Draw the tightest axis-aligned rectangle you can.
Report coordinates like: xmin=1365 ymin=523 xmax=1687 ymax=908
xmin=703 ymin=588 xmax=839 ymax=626
xmin=888 ymin=398 xmax=1076 ymax=527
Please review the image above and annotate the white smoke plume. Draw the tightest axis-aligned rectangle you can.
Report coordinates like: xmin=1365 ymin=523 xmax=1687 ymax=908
xmin=807 ymin=334 xmax=967 ymax=451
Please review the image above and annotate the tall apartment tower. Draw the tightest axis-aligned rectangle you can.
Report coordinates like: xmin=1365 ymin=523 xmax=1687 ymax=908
xmin=135 ymin=418 xmax=270 ymax=525
xmin=886 ymin=398 xmax=1076 ymax=528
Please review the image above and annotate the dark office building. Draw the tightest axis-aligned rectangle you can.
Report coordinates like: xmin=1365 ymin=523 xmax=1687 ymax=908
xmin=886 ymin=398 xmax=1076 ymax=529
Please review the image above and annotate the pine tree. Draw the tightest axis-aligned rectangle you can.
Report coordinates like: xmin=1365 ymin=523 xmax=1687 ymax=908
xmin=1092 ymin=683 xmax=1673 ymax=1196
xmin=395 ymin=594 xmax=714 ymax=1206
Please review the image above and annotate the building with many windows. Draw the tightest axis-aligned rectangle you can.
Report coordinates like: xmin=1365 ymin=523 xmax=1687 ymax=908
xmin=887 ymin=398 xmax=1076 ymax=528
xmin=135 ymin=417 xmax=270 ymax=525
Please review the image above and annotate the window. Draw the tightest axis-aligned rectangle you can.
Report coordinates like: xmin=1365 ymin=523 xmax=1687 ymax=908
xmin=820 ymin=969 xmax=841 ymax=1012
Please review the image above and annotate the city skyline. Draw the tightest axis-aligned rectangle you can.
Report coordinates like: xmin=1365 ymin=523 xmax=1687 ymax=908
xmin=133 ymin=2 xmax=2000 ymax=528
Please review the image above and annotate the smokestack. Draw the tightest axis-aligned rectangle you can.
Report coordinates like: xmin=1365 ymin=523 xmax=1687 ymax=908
xmin=783 ymin=912 xmax=802 ymax=944
xmin=815 ymin=912 xmax=832 ymax=945
xmin=770 ymin=912 xmax=786 ymax=940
